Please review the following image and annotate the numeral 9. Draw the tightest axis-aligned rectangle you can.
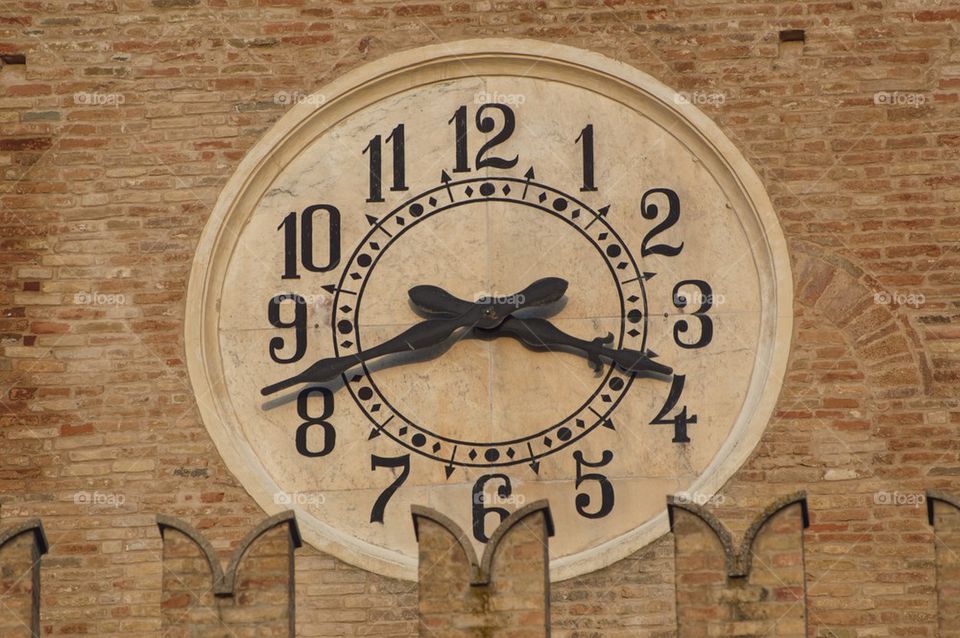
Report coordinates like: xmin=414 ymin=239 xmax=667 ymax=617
xmin=268 ymin=293 xmax=307 ymax=364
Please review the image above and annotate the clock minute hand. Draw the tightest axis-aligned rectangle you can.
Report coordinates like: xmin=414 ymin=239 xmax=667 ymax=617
xmin=260 ymin=312 xmax=482 ymax=396
xmin=261 ymin=277 xmax=569 ymax=396
xmin=481 ymin=316 xmax=673 ymax=377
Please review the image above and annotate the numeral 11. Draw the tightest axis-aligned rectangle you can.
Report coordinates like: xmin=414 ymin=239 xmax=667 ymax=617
xmin=363 ymin=124 xmax=407 ymax=203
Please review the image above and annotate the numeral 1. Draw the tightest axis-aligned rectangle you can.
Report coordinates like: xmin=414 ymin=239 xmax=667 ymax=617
xmin=575 ymin=124 xmax=597 ymax=191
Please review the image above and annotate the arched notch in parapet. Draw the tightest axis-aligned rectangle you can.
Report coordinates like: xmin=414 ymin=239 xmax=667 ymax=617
xmin=668 ymin=492 xmax=808 ymax=578
xmin=0 ymin=519 xmax=48 ymax=555
xmin=926 ymin=489 xmax=960 ymax=525
xmin=412 ymin=500 xmax=554 ymax=586
xmin=0 ymin=519 xmax=48 ymax=638
xmin=157 ymin=511 xmax=301 ymax=597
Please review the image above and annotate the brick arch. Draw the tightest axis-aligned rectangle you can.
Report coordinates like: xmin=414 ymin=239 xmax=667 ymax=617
xmin=791 ymin=241 xmax=929 ymax=399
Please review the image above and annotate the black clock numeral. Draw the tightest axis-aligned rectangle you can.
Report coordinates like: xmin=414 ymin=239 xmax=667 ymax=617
xmin=640 ymin=188 xmax=683 ymax=257
xmin=363 ymin=124 xmax=408 ymax=203
xmin=651 ymin=375 xmax=696 ymax=443
xmin=472 ymin=474 xmax=512 ymax=543
xmin=573 ymin=450 xmax=614 ymax=519
xmin=278 ymin=204 xmax=342 ymax=279
xmin=448 ymin=103 xmax=519 ymax=172
xmin=294 ymin=387 xmax=335 ymax=457
xmin=268 ymin=294 xmax=307 ymax=364
xmin=369 ymin=453 xmax=410 ymax=524
xmin=672 ymin=280 xmax=714 ymax=349
xmin=575 ymin=124 xmax=597 ymax=191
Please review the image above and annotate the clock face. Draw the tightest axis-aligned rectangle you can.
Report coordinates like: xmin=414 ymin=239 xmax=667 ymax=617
xmin=186 ymin=40 xmax=792 ymax=580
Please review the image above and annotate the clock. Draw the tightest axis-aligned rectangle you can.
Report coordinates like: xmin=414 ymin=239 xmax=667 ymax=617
xmin=185 ymin=39 xmax=792 ymax=581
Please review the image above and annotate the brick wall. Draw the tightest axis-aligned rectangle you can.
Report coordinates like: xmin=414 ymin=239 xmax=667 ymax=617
xmin=1 ymin=1 xmax=957 ymax=636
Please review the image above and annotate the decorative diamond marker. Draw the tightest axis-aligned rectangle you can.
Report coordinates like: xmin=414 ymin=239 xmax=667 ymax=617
xmin=369 ymin=241 xmax=380 ymax=250
xmin=617 ymin=261 xmax=628 ymax=269
xmin=398 ymin=426 xmax=407 ymax=435
xmin=468 ymin=449 xmax=478 ymax=460
xmin=432 ymin=442 xmax=441 ymax=453
xmin=464 ymin=186 xmax=474 ymax=196
xmin=598 ymin=232 xmax=608 ymax=240
xmin=571 ymin=209 xmax=580 ymax=219
xmin=602 ymin=394 xmax=612 ymax=402
xmin=502 ymin=185 xmax=511 ymax=195
xmin=543 ymin=437 xmax=553 ymax=447
xmin=428 ymin=197 xmax=437 ymax=206
xmin=628 ymin=295 xmax=639 ymax=303
xmin=340 ymin=340 xmax=353 ymax=348
xmin=628 ymin=328 xmax=640 ymax=337
xmin=339 ymin=305 xmax=351 ymax=313
xmin=371 ymin=404 xmax=381 ymax=412
xmin=538 ymin=193 xmax=547 ymax=203
xmin=351 ymin=374 xmax=363 ymax=382
xmin=350 ymin=272 xmax=362 ymax=280
xmin=506 ymin=447 xmax=515 ymax=458
xmin=575 ymin=419 xmax=586 ymax=428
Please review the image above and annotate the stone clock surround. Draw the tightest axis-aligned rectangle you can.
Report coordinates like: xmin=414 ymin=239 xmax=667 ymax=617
xmin=184 ymin=38 xmax=794 ymax=581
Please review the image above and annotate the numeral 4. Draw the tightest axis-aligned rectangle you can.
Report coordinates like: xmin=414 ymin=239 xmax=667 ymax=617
xmin=650 ymin=375 xmax=696 ymax=443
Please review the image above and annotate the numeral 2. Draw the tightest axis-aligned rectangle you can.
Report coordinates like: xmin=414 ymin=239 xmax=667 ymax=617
xmin=640 ymin=188 xmax=683 ymax=257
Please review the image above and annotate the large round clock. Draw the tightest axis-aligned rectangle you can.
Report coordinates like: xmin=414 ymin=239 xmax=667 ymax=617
xmin=185 ymin=39 xmax=792 ymax=580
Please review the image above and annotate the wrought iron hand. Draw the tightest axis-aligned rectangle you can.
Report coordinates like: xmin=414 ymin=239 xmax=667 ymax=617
xmin=260 ymin=277 xmax=568 ymax=396
xmin=408 ymin=284 xmax=672 ymax=377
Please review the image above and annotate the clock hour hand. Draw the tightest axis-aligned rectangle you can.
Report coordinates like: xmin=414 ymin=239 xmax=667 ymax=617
xmin=409 ymin=287 xmax=670 ymax=376
xmin=481 ymin=316 xmax=673 ymax=377
xmin=261 ymin=277 xmax=569 ymax=396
